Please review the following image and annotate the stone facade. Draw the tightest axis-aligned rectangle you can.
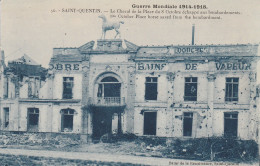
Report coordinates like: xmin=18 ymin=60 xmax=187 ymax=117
xmin=0 ymin=39 xmax=259 ymax=142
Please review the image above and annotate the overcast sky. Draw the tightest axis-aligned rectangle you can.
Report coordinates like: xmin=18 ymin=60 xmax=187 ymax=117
xmin=1 ymin=0 xmax=260 ymax=67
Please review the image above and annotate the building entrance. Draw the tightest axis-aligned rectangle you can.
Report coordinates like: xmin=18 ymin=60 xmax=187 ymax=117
xmin=92 ymin=75 xmax=125 ymax=140
xmin=92 ymin=108 xmax=113 ymax=139
xmin=143 ymin=112 xmax=157 ymax=135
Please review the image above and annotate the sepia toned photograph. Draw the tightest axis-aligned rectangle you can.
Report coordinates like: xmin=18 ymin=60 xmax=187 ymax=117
xmin=0 ymin=0 xmax=259 ymax=165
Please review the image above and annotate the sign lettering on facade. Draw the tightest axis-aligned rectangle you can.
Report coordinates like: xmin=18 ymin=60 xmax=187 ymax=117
xmin=137 ymin=62 xmax=166 ymax=70
xmin=137 ymin=63 xmax=167 ymax=71
xmin=184 ymin=63 xmax=251 ymax=71
xmin=175 ymin=47 xmax=209 ymax=54
xmin=185 ymin=63 xmax=198 ymax=70
xmin=49 ymin=63 xmax=80 ymax=71
xmin=215 ymin=62 xmax=251 ymax=70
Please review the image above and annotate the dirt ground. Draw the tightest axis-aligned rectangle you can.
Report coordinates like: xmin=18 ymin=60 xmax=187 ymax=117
xmin=0 ymin=154 xmax=142 ymax=166
xmin=2 ymin=141 xmax=165 ymax=158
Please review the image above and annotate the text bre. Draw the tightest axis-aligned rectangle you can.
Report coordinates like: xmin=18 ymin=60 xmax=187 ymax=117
xmin=49 ymin=64 xmax=80 ymax=71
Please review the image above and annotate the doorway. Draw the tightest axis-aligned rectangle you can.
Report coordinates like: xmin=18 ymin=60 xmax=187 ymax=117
xmin=92 ymin=109 xmax=113 ymax=139
xmin=224 ymin=113 xmax=238 ymax=138
xmin=143 ymin=112 xmax=157 ymax=135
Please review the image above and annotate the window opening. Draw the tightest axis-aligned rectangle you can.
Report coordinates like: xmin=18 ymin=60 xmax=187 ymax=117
xmin=145 ymin=77 xmax=158 ymax=100
xmin=183 ymin=112 xmax=193 ymax=136
xmin=61 ymin=109 xmax=74 ymax=132
xmin=101 ymin=77 xmax=119 ymax=82
xmin=63 ymin=77 xmax=74 ymax=99
xmin=225 ymin=78 xmax=239 ymax=102
xmin=224 ymin=113 xmax=238 ymax=138
xmin=184 ymin=77 xmax=197 ymax=101
xmin=4 ymin=108 xmax=9 ymax=128
xmin=97 ymin=76 xmax=121 ymax=104
xmin=28 ymin=108 xmax=39 ymax=131
xmin=28 ymin=77 xmax=40 ymax=98
xmin=4 ymin=77 xmax=8 ymax=98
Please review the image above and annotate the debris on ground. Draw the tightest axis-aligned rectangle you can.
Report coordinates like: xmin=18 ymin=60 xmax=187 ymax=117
xmin=0 ymin=132 xmax=258 ymax=163
xmin=0 ymin=133 xmax=80 ymax=148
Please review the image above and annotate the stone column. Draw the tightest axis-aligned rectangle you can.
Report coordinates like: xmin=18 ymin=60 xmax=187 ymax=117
xmin=117 ymin=110 xmax=122 ymax=135
xmin=207 ymin=73 xmax=216 ymax=137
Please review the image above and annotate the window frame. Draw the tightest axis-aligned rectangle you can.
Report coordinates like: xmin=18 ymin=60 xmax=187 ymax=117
xmin=144 ymin=77 xmax=158 ymax=101
xmin=183 ymin=112 xmax=193 ymax=137
xmin=184 ymin=77 xmax=198 ymax=101
xmin=27 ymin=108 xmax=40 ymax=131
xmin=224 ymin=112 xmax=238 ymax=138
xmin=62 ymin=77 xmax=74 ymax=99
xmin=4 ymin=107 xmax=10 ymax=128
xmin=28 ymin=76 xmax=40 ymax=98
xmin=61 ymin=109 xmax=75 ymax=132
xmin=97 ymin=76 xmax=121 ymax=98
xmin=4 ymin=77 xmax=9 ymax=98
xmin=225 ymin=77 xmax=239 ymax=102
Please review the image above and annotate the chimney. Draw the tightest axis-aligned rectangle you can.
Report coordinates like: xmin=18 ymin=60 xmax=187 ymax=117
xmin=192 ymin=24 xmax=195 ymax=45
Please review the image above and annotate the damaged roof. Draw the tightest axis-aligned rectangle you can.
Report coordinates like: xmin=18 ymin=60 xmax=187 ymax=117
xmin=6 ymin=54 xmax=47 ymax=80
xmin=9 ymin=54 xmax=39 ymax=65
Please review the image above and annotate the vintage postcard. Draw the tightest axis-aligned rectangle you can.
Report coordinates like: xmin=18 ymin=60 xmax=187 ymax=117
xmin=0 ymin=0 xmax=259 ymax=165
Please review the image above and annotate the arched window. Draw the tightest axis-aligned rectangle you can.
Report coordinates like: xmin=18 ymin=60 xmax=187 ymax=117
xmin=97 ymin=76 xmax=121 ymax=98
xmin=101 ymin=77 xmax=119 ymax=82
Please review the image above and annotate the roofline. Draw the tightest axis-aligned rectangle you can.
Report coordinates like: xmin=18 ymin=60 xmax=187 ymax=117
xmin=138 ymin=43 xmax=259 ymax=48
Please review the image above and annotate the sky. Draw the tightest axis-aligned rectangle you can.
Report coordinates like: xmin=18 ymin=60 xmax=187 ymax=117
xmin=1 ymin=0 xmax=260 ymax=67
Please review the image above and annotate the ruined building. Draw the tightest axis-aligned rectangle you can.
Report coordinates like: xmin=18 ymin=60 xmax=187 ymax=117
xmin=0 ymin=39 xmax=259 ymax=142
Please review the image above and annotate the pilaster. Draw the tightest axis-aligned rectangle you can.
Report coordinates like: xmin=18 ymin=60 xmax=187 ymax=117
xmin=248 ymin=72 xmax=257 ymax=140
xmin=125 ymin=65 xmax=136 ymax=133
xmin=166 ymin=72 xmax=175 ymax=137
xmin=206 ymin=73 xmax=216 ymax=137
xmin=81 ymin=59 xmax=90 ymax=135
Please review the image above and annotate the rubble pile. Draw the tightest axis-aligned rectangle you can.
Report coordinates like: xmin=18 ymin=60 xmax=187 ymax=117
xmin=0 ymin=133 xmax=80 ymax=148
xmin=162 ymin=138 xmax=258 ymax=161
